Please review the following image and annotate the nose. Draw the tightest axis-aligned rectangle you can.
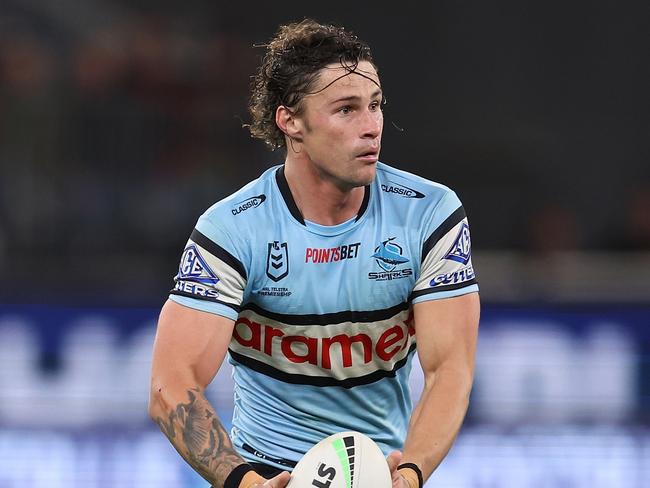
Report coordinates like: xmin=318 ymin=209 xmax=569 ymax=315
xmin=361 ymin=108 xmax=382 ymax=139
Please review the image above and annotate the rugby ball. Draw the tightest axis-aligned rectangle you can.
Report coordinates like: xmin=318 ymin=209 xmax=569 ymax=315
xmin=287 ymin=431 xmax=392 ymax=488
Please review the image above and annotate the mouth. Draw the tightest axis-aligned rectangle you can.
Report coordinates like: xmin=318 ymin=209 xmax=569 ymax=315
xmin=356 ymin=148 xmax=379 ymax=162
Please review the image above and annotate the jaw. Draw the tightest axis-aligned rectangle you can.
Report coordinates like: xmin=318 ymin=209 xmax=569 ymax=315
xmin=340 ymin=159 xmax=378 ymax=189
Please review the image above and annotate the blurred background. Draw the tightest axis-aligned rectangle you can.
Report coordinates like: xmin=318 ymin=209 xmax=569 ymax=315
xmin=0 ymin=0 xmax=648 ymax=486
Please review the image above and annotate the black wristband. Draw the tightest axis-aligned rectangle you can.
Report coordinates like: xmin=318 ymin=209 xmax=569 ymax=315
xmin=224 ymin=462 xmax=255 ymax=488
xmin=397 ymin=462 xmax=423 ymax=488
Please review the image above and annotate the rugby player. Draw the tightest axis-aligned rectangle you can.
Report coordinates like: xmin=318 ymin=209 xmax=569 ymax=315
xmin=149 ymin=19 xmax=480 ymax=488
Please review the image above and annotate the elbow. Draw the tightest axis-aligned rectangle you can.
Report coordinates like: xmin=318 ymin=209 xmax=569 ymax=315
xmin=148 ymin=378 xmax=168 ymax=421
xmin=460 ymin=368 xmax=475 ymax=401
xmin=461 ymin=371 xmax=476 ymax=414
xmin=148 ymin=368 xmax=199 ymax=422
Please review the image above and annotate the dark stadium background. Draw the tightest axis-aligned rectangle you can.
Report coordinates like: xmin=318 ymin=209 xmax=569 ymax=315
xmin=0 ymin=1 xmax=648 ymax=486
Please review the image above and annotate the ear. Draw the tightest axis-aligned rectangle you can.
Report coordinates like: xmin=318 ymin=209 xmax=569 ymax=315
xmin=275 ymin=105 xmax=304 ymax=143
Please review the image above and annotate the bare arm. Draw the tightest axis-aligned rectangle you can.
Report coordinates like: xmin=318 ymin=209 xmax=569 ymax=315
xmin=401 ymin=292 xmax=480 ymax=482
xmin=148 ymin=299 xmax=246 ymax=486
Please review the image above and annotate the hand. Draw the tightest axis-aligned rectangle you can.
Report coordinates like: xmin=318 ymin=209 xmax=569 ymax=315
xmin=387 ymin=451 xmax=409 ymax=488
xmin=250 ymin=471 xmax=291 ymax=487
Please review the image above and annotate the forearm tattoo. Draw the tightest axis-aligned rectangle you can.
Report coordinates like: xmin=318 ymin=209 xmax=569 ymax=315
xmin=155 ymin=387 xmax=244 ymax=486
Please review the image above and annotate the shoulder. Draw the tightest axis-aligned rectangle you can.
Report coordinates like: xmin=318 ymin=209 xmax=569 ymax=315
xmin=375 ymin=162 xmax=462 ymax=215
xmin=197 ymin=165 xmax=279 ymax=237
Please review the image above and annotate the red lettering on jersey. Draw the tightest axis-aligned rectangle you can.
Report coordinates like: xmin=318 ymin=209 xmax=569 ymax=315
xmin=304 ymin=243 xmax=360 ymax=264
xmin=321 ymin=334 xmax=373 ymax=369
xmin=400 ymin=310 xmax=416 ymax=350
xmin=264 ymin=324 xmax=284 ymax=355
xmin=234 ymin=317 xmax=261 ymax=350
xmin=406 ymin=310 xmax=416 ymax=332
xmin=233 ymin=310 xmax=415 ymax=371
xmin=281 ymin=335 xmax=319 ymax=365
xmin=376 ymin=325 xmax=405 ymax=361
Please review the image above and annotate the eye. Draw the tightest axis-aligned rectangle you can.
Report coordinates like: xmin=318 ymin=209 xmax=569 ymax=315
xmin=369 ymin=100 xmax=382 ymax=111
xmin=339 ymin=106 xmax=352 ymax=115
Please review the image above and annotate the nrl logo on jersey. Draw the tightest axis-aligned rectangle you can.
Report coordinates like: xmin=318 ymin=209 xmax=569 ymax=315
xmin=380 ymin=181 xmax=425 ymax=199
xmin=266 ymin=241 xmax=289 ymax=282
xmin=231 ymin=194 xmax=266 ymax=215
xmin=445 ymin=222 xmax=472 ymax=265
xmin=177 ymin=244 xmax=220 ymax=284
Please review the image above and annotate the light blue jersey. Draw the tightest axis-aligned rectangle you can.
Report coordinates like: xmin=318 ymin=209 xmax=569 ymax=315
xmin=169 ymin=162 xmax=478 ymax=469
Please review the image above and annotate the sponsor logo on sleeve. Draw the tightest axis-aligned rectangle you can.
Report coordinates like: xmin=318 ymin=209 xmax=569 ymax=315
xmin=266 ymin=241 xmax=289 ymax=282
xmin=380 ymin=181 xmax=425 ymax=199
xmin=368 ymin=237 xmax=413 ymax=281
xmin=444 ymin=222 xmax=472 ymax=265
xmin=429 ymin=265 xmax=475 ymax=287
xmin=231 ymin=194 xmax=266 ymax=215
xmin=174 ymin=244 xmax=220 ymax=298
xmin=177 ymin=244 xmax=220 ymax=284
xmin=173 ymin=280 xmax=220 ymax=298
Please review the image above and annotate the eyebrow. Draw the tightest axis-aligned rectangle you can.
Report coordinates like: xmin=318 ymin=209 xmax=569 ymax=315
xmin=329 ymin=89 xmax=383 ymax=106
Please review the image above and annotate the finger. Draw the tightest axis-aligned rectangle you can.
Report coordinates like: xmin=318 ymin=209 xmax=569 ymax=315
xmin=262 ymin=470 xmax=291 ymax=487
xmin=386 ymin=450 xmax=403 ymax=473
xmin=392 ymin=469 xmax=404 ymax=486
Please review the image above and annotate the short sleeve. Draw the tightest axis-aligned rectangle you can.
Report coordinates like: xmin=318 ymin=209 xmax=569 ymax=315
xmin=411 ymin=191 xmax=479 ymax=303
xmin=168 ymin=215 xmax=247 ymax=320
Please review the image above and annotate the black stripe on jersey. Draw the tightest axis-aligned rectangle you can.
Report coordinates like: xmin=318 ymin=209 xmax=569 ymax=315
xmin=242 ymin=444 xmax=297 ymax=468
xmin=190 ymin=228 xmax=247 ymax=280
xmin=169 ymin=290 xmax=241 ymax=312
xmin=275 ymin=166 xmax=305 ymax=225
xmin=409 ymin=279 xmax=478 ymax=300
xmin=355 ymin=183 xmax=371 ymax=222
xmin=275 ymin=166 xmax=371 ymax=225
xmin=240 ymin=301 xmax=410 ymax=326
xmin=228 ymin=344 xmax=416 ymax=388
xmin=421 ymin=206 xmax=466 ymax=262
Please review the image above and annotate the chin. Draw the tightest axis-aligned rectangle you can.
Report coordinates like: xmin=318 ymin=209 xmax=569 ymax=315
xmin=355 ymin=163 xmax=377 ymax=186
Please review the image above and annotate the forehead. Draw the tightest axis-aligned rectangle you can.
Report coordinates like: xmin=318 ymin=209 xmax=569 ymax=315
xmin=308 ymin=60 xmax=381 ymax=100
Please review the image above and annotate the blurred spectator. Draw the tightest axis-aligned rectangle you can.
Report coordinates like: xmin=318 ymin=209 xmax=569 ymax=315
xmin=0 ymin=31 xmax=65 ymax=255
xmin=0 ymin=5 xmax=647 ymax=301
xmin=65 ymin=28 xmax=132 ymax=254
xmin=606 ymin=182 xmax=650 ymax=251
xmin=73 ymin=30 xmax=129 ymax=96
xmin=527 ymin=203 xmax=581 ymax=255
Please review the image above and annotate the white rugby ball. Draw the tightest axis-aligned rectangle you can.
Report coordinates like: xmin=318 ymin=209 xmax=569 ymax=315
xmin=287 ymin=431 xmax=392 ymax=488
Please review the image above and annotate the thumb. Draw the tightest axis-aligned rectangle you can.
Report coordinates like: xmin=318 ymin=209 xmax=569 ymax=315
xmin=386 ymin=450 xmax=403 ymax=473
xmin=262 ymin=470 xmax=291 ymax=487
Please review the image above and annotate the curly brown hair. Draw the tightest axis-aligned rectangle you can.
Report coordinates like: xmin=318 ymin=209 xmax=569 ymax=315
xmin=247 ymin=19 xmax=376 ymax=150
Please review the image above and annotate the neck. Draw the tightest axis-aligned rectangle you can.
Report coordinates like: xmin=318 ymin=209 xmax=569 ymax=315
xmin=284 ymin=155 xmax=366 ymax=226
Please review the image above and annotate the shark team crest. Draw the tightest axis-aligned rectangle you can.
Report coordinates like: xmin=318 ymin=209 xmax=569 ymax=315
xmin=372 ymin=237 xmax=409 ymax=272
xmin=368 ymin=237 xmax=413 ymax=281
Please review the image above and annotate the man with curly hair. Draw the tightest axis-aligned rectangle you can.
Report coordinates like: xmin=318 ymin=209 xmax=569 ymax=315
xmin=149 ymin=19 xmax=480 ymax=488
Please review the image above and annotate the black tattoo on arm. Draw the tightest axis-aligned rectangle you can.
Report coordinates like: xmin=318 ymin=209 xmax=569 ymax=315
xmin=155 ymin=387 xmax=245 ymax=486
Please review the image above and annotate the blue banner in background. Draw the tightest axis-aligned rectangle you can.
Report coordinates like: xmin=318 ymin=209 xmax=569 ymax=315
xmin=0 ymin=302 xmax=648 ymax=426
xmin=0 ymin=303 xmax=648 ymax=487
xmin=2 ymin=303 xmax=648 ymax=352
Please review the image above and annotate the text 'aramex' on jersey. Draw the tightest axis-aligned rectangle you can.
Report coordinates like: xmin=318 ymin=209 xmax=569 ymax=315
xmin=231 ymin=311 xmax=415 ymax=371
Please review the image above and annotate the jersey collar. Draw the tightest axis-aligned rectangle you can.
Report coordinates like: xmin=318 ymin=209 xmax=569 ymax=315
xmin=275 ymin=166 xmax=370 ymax=226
